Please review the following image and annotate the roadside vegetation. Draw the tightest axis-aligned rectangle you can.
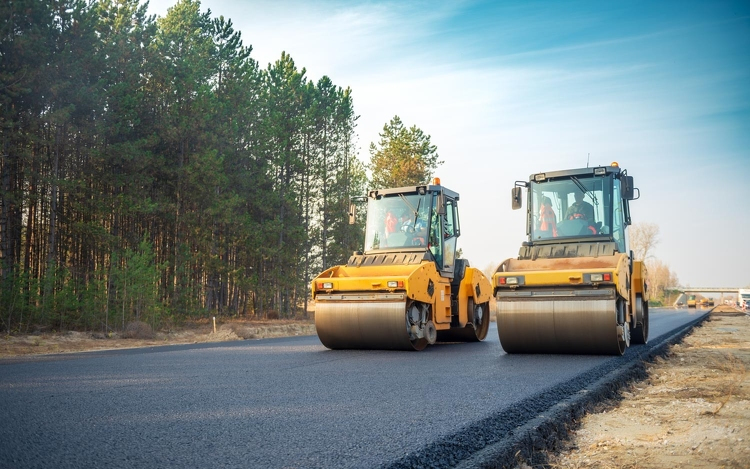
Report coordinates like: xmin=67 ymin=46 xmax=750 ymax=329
xmin=0 ymin=0 xmax=439 ymax=336
xmin=629 ymin=222 xmax=680 ymax=306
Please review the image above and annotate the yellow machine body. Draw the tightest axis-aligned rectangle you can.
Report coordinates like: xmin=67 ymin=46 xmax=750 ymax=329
xmin=313 ymin=256 xmax=492 ymax=350
xmin=311 ymin=181 xmax=492 ymax=350
xmin=495 ymin=163 xmax=649 ymax=355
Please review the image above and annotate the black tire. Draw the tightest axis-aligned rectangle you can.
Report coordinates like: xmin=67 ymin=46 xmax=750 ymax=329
xmin=465 ymin=299 xmax=490 ymax=341
xmin=435 ymin=299 xmax=489 ymax=343
xmin=616 ymin=299 xmax=629 ymax=355
xmin=631 ymin=294 xmax=649 ymax=344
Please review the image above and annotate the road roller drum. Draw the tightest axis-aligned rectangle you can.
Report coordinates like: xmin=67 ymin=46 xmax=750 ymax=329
xmin=496 ymin=296 xmax=626 ymax=355
xmin=314 ymin=296 xmax=419 ymax=350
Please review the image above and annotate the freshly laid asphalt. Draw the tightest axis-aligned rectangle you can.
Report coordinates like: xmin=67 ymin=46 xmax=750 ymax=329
xmin=0 ymin=308 xmax=707 ymax=469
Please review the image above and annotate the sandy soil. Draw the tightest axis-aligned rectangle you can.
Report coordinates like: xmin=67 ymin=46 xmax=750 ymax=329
xmin=521 ymin=306 xmax=750 ymax=469
xmin=0 ymin=318 xmax=316 ymax=358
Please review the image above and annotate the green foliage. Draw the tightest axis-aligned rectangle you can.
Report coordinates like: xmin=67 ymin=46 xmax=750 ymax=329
xmin=110 ymin=237 xmax=164 ymax=329
xmin=0 ymin=266 xmax=35 ymax=333
xmin=368 ymin=116 xmax=443 ymax=189
xmin=0 ymin=0 xmax=364 ymax=332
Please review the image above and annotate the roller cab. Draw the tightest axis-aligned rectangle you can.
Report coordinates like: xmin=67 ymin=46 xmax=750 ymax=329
xmin=312 ymin=180 xmax=492 ymax=350
xmin=494 ymin=163 xmax=649 ymax=355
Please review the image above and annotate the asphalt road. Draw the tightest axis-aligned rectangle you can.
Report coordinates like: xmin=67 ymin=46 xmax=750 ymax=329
xmin=0 ymin=307 xmax=708 ymax=469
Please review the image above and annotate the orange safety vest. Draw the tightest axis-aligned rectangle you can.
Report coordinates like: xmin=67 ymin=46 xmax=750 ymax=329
xmin=539 ymin=204 xmax=557 ymax=237
xmin=385 ymin=212 xmax=397 ymax=234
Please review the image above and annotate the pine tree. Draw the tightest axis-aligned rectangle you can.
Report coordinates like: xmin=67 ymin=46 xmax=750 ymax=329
xmin=0 ymin=0 xmax=364 ymax=331
xmin=368 ymin=116 xmax=442 ymax=189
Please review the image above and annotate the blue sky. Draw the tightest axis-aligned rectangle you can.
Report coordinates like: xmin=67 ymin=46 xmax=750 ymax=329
xmin=148 ymin=0 xmax=750 ymax=289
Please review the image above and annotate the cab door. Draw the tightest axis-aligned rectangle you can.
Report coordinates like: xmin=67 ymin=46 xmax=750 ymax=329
xmin=441 ymin=197 xmax=459 ymax=277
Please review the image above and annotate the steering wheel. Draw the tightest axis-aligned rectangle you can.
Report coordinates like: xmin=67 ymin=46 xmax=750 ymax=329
xmin=558 ymin=218 xmax=590 ymax=236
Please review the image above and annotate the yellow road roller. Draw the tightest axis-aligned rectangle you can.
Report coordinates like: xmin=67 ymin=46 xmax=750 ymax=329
xmin=312 ymin=179 xmax=492 ymax=350
xmin=493 ymin=163 xmax=649 ymax=355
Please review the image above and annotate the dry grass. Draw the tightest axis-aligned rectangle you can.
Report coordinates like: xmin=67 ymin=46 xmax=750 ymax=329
xmin=0 ymin=318 xmax=316 ymax=358
xmin=702 ymin=353 xmax=746 ymax=416
xmin=121 ymin=321 xmax=156 ymax=339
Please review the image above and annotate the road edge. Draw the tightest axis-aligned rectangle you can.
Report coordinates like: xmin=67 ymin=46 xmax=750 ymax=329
xmin=453 ymin=312 xmax=710 ymax=469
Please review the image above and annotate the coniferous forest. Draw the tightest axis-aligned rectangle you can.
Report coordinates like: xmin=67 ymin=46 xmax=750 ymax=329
xmin=0 ymin=0 xmax=369 ymax=332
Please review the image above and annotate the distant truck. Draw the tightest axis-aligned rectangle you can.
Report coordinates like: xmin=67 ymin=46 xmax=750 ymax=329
xmin=739 ymin=289 xmax=750 ymax=309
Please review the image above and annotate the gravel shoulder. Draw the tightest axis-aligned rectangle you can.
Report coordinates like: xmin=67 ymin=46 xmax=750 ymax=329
xmin=521 ymin=306 xmax=750 ymax=469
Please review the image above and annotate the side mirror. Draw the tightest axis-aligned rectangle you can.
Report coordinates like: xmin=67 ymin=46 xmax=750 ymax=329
xmin=348 ymin=203 xmax=356 ymax=224
xmin=512 ymin=186 xmax=523 ymax=210
xmin=437 ymin=193 xmax=446 ymax=215
xmin=622 ymin=176 xmax=635 ymax=200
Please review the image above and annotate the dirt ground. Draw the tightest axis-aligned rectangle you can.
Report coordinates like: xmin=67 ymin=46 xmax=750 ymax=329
xmin=522 ymin=306 xmax=750 ymax=469
xmin=0 ymin=318 xmax=317 ymax=358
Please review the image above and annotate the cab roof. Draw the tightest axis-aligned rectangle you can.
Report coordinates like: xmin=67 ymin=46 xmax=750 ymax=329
xmin=368 ymin=183 xmax=459 ymax=200
xmin=529 ymin=164 xmax=623 ymax=182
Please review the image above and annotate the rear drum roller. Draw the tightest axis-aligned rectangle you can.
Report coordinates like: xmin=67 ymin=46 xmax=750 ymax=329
xmin=616 ymin=299 xmax=629 ymax=355
xmin=631 ymin=294 xmax=649 ymax=344
xmin=436 ymin=298 xmax=490 ymax=342
xmin=468 ymin=299 xmax=490 ymax=341
xmin=424 ymin=321 xmax=437 ymax=345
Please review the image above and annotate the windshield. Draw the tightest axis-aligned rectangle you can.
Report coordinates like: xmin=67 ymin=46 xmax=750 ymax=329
xmin=529 ymin=173 xmax=627 ymax=252
xmin=364 ymin=193 xmax=432 ymax=252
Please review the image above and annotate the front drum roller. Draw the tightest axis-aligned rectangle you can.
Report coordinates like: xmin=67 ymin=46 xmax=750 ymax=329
xmin=496 ymin=297 xmax=626 ymax=355
xmin=315 ymin=297 xmax=428 ymax=351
